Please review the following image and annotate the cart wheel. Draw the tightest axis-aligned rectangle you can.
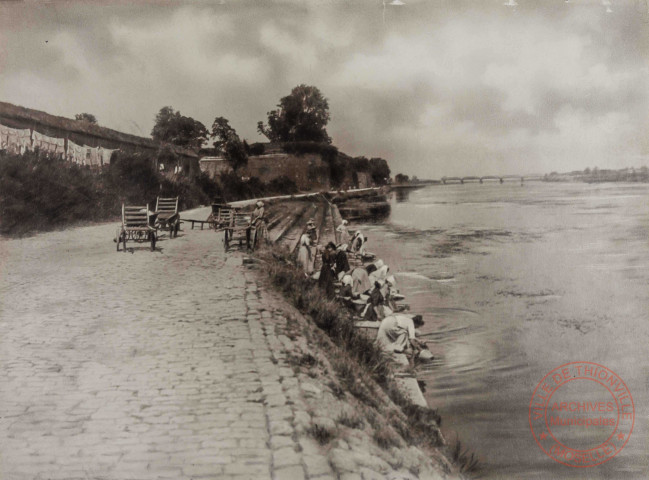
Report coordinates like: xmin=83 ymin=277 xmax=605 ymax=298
xmin=116 ymin=231 xmax=121 ymax=252
xmin=122 ymin=233 xmax=127 ymax=253
xmin=151 ymin=232 xmax=156 ymax=251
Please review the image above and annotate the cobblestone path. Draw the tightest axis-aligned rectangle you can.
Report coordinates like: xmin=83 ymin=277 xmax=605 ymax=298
xmin=0 ymin=223 xmax=335 ymax=480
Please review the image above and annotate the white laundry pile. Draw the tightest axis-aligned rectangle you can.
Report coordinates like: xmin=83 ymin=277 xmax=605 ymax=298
xmin=1 ymin=124 xmax=32 ymax=154
xmin=32 ymin=131 xmax=65 ymax=156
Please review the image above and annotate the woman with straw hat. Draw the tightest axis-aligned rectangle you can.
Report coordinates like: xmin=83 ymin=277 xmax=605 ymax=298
xmin=248 ymin=200 xmax=267 ymax=250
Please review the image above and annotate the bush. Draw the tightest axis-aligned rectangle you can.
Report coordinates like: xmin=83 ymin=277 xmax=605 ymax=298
xmin=217 ymin=171 xmax=267 ymax=201
xmin=267 ymin=176 xmax=298 ymax=195
xmin=0 ymin=151 xmax=113 ymax=235
xmin=0 ymin=150 xmax=224 ymax=236
xmin=248 ymin=142 xmax=266 ymax=156
xmin=194 ymin=172 xmax=223 ymax=203
xmin=282 ymin=141 xmax=338 ymax=162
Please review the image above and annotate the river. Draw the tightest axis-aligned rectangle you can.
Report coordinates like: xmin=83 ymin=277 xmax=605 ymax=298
xmin=357 ymin=182 xmax=649 ymax=479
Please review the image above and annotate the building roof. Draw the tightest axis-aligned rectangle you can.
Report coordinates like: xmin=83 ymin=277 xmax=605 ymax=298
xmin=0 ymin=101 xmax=198 ymax=158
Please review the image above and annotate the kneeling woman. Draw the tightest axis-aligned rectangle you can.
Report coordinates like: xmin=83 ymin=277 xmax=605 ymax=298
xmin=376 ymin=314 xmax=426 ymax=367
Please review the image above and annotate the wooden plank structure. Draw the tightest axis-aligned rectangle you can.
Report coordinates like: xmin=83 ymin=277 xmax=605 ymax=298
xmin=184 ymin=219 xmax=209 ymax=230
xmin=155 ymin=196 xmax=180 ymax=238
xmin=116 ymin=204 xmax=157 ymax=252
xmin=224 ymin=210 xmax=251 ymax=251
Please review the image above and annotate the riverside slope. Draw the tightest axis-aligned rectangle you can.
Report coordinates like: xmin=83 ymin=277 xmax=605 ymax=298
xmin=0 ymin=212 xmax=457 ymax=480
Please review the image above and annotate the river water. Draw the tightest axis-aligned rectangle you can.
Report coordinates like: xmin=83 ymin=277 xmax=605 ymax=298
xmin=357 ymin=182 xmax=649 ymax=479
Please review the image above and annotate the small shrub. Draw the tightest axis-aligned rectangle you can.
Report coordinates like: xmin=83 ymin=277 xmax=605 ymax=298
xmin=373 ymin=426 xmax=400 ymax=450
xmin=327 ymin=381 xmax=345 ymax=399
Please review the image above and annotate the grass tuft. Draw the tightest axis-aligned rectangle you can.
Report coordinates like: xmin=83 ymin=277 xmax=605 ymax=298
xmin=336 ymin=412 xmax=364 ymax=430
xmin=307 ymin=424 xmax=334 ymax=445
xmin=450 ymin=438 xmax=481 ymax=475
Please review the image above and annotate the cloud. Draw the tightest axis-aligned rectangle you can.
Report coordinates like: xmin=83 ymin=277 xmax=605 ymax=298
xmin=0 ymin=0 xmax=646 ymax=177
xmin=109 ymin=7 xmax=264 ymax=83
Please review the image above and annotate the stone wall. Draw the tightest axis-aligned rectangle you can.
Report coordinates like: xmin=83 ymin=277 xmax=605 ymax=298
xmin=200 ymin=153 xmax=331 ymax=191
xmin=0 ymin=101 xmax=199 ymax=175
xmin=198 ymin=157 xmax=231 ymax=178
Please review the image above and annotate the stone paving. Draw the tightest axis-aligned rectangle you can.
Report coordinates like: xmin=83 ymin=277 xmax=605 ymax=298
xmin=0 ymin=222 xmax=335 ymax=480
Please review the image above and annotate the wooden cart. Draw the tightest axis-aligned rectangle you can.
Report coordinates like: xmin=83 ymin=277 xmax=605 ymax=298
xmin=207 ymin=203 xmax=233 ymax=230
xmin=206 ymin=203 xmax=251 ymax=251
xmin=155 ymin=196 xmax=180 ymax=238
xmin=223 ymin=210 xmax=251 ymax=251
xmin=116 ymin=204 xmax=157 ymax=252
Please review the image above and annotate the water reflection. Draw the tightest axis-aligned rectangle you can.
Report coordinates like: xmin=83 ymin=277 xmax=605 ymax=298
xmin=393 ymin=188 xmax=412 ymax=203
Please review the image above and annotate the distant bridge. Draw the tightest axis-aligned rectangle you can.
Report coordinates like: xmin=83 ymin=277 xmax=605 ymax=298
xmin=441 ymin=175 xmax=545 ymax=185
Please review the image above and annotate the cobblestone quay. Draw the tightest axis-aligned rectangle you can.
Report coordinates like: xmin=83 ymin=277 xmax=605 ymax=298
xmin=0 ymin=222 xmax=336 ymax=480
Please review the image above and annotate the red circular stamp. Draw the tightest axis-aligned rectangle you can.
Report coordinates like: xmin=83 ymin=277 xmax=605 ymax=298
xmin=529 ymin=362 xmax=634 ymax=467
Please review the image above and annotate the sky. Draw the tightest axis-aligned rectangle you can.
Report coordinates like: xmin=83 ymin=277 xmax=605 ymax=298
xmin=0 ymin=0 xmax=647 ymax=177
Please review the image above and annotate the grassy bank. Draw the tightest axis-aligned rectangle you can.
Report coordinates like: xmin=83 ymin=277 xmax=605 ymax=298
xmin=256 ymin=248 xmax=480 ymax=477
xmin=0 ymin=151 xmax=299 ymax=236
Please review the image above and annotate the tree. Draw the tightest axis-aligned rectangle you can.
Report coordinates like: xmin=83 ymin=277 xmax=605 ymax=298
xmin=395 ymin=173 xmax=410 ymax=184
xmin=211 ymin=117 xmax=248 ymax=172
xmin=350 ymin=156 xmax=370 ymax=172
xmin=151 ymin=106 xmax=208 ymax=150
xmin=368 ymin=157 xmax=391 ymax=185
xmin=258 ymin=84 xmax=331 ymax=144
xmin=75 ymin=113 xmax=97 ymax=124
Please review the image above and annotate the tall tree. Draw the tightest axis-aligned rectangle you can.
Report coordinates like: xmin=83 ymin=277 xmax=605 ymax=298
xmin=74 ymin=113 xmax=97 ymax=124
xmin=369 ymin=157 xmax=391 ymax=185
xmin=211 ymin=117 xmax=248 ymax=171
xmin=151 ymin=106 xmax=208 ymax=150
xmin=258 ymin=84 xmax=331 ymax=144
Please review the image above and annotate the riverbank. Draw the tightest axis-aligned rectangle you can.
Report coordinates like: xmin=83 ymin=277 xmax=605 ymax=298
xmin=251 ymin=250 xmax=463 ymax=479
xmin=240 ymin=193 xmax=483 ymax=476
xmin=0 ymin=211 xmax=464 ymax=479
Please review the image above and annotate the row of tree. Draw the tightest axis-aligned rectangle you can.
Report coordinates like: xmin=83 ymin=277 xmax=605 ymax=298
xmin=73 ymin=84 xmax=392 ymax=186
xmin=148 ymin=85 xmax=333 ymax=171
xmin=147 ymin=85 xmax=391 ymax=185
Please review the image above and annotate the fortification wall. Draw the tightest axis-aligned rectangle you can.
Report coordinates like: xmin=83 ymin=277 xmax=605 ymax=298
xmin=200 ymin=153 xmax=331 ymax=191
xmin=244 ymin=153 xmax=330 ymax=190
